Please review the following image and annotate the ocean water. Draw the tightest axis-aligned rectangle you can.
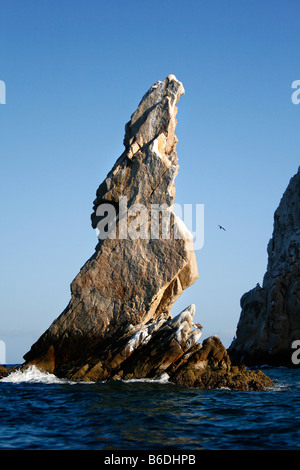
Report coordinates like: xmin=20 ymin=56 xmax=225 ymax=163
xmin=0 ymin=365 xmax=299 ymax=451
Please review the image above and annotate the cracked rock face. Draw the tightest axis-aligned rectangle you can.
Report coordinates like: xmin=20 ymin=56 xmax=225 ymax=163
xmin=22 ymin=75 xmax=272 ymax=390
xmin=229 ymin=167 xmax=300 ymax=366
xmin=23 ymin=75 xmax=199 ymax=380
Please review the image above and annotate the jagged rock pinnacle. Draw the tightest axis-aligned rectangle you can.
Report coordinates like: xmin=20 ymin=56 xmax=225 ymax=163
xmin=22 ymin=76 xmax=272 ymax=390
xmin=23 ymin=75 xmax=199 ymax=380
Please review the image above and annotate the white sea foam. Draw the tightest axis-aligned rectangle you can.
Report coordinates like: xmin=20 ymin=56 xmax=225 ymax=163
xmin=0 ymin=365 xmax=68 ymax=384
xmin=122 ymin=372 xmax=171 ymax=384
xmin=0 ymin=365 xmax=171 ymax=386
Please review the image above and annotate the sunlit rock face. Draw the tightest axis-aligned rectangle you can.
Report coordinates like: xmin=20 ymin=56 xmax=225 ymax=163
xmin=229 ymin=167 xmax=300 ymax=367
xmin=23 ymin=75 xmax=272 ymax=390
xmin=23 ymin=75 xmax=199 ymax=380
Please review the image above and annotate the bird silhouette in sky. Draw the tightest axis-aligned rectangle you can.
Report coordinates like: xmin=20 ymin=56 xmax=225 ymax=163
xmin=218 ymin=225 xmax=226 ymax=231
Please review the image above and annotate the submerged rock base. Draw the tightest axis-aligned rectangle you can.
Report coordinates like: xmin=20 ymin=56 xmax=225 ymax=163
xmin=24 ymin=305 xmax=272 ymax=390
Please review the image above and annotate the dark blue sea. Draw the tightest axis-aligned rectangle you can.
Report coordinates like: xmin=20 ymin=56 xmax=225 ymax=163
xmin=0 ymin=365 xmax=299 ymax=451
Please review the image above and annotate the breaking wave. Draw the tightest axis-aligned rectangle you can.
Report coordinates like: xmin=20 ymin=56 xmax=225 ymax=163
xmin=122 ymin=372 xmax=171 ymax=384
xmin=0 ymin=365 xmax=69 ymax=384
xmin=1 ymin=365 xmax=171 ymax=386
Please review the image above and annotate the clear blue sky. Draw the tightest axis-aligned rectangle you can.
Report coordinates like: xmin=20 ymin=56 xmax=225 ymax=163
xmin=1 ymin=0 xmax=299 ymax=363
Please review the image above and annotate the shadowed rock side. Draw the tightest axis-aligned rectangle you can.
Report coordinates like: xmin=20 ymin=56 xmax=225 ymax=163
xmin=22 ymin=75 xmax=272 ymax=390
xmin=0 ymin=366 xmax=10 ymax=379
xmin=229 ymin=166 xmax=300 ymax=367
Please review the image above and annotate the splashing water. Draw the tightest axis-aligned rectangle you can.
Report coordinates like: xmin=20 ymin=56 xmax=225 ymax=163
xmin=123 ymin=372 xmax=170 ymax=384
xmin=0 ymin=365 xmax=67 ymax=384
xmin=0 ymin=365 xmax=170 ymax=385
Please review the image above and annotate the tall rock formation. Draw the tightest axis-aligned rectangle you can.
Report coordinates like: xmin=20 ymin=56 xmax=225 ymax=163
xmin=23 ymin=75 xmax=199 ymax=379
xmin=22 ymin=75 xmax=272 ymax=390
xmin=229 ymin=167 xmax=300 ymax=367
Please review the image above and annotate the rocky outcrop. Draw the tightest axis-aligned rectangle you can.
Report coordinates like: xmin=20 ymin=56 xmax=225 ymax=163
xmin=23 ymin=302 xmax=272 ymax=390
xmin=0 ymin=366 xmax=9 ymax=379
xmin=22 ymin=75 xmax=272 ymax=390
xmin=169 ymin=334 xmax=273 ymax=391
xmin=23 ymin=74 xmax=198 ymax=380
xmin=229 ymin=166 xmax=300 ymax=367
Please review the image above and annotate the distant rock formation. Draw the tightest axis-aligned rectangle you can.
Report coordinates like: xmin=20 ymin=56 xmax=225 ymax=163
xmin=229 ymin=167 xmax=300 ymax=367
xmin=23 ymin=75 xmax=272 ymax=390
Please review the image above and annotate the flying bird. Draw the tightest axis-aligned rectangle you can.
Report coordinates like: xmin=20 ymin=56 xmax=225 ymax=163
xmin=218 ymin=225 xmax=226 ymax=231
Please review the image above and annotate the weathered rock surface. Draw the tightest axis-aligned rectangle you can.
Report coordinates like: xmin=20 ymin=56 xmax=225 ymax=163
xmin=23 ymin=74 xmax=198 ymax=379
xmin=229 ymin=166 xmax=300 ymax=367
xmin=23 ymin=75 xmax=272 ymax=390
xmin=169 ymin=332 xmax=273 ymax=391
xmin=0 ymin=365 xmax=9 ymax=379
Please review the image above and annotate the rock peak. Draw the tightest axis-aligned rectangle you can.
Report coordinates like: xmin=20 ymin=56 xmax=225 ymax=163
xmin=123 ymin=74 xmax=185 ymax=159
xmin=91 ymin=75 xmax=185 ymax=230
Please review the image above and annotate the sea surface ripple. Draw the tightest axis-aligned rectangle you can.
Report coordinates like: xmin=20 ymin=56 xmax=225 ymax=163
xmin=0 ymin=365 xmax=299 ymax=450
